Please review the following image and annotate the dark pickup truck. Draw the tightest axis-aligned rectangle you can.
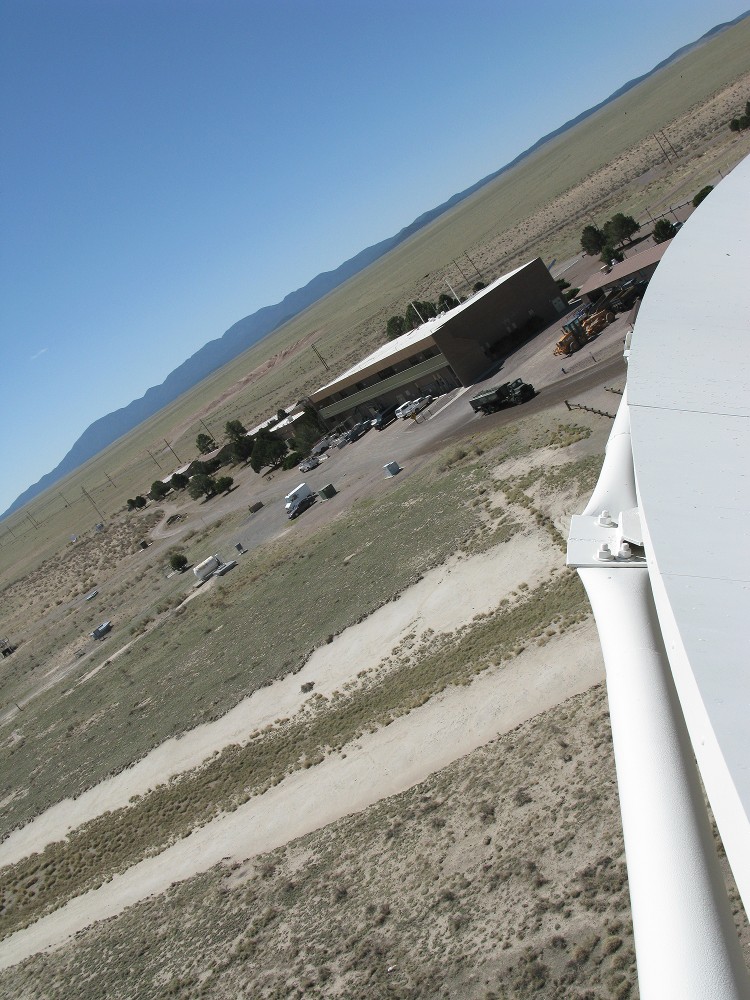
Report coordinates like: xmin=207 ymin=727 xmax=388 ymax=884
xmin=468 ymin=378 xmax=536 ymax=414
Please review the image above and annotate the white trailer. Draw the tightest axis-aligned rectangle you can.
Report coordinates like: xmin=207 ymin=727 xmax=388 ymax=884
xmin=284 ymin=483 xmax=313 ymax=511
xmin=193 ymin=554 xmax=223 ymax=582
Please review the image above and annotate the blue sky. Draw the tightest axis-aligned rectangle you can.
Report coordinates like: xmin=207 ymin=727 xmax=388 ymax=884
xmin=2 ymin=0 xmax=748 ymax=516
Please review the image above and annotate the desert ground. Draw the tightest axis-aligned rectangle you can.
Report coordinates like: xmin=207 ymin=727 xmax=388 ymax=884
xmin=1 ymin=28 xmax=750 ymax=998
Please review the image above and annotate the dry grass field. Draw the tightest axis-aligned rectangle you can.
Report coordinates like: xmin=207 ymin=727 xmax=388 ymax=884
xmin=0 ymin=398 xmax=747 ymax=995
xmin=1 ymin=20 xmax=750 ymax=996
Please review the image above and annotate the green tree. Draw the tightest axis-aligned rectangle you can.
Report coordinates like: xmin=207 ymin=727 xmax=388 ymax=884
xmin=386 ymin=315 xmax=406 ymax=340
xmin=231 ymin=436 xmax=255 ymax=464
xmin=404 ymin=301 xmax=438 ymax=330
xmin=126 ymin=498 xmax=137 ymax=511
xmin=653 ymin=219 xmax=677 ymax=244
xmin=188 ymin=474 xmax=217 ymax=501
xmin=603 ymin=213 xmax=639 ymax=247
xmin=169 ymin=553 xmax=188 ymax=572
xmin=170 ymin=472 xmax=189 ymax=490
xmin=692 ymin=185 xmax=713 ymax=207
xmin=133 ymin=495 xmax=147 ymax=509
xmin=276 ymin=409 xmax=288 ymax=422
xmin=215 ymin=476 xmax=234 ymax=494
xmin=249 ymin=431 xmax=287 ymax=473
xmin=195 ymin=433 xmax=216 ymax=455
xmin=580 ymin=225 xmax=605 ymax=255
xmin=291 ymin=406 xmax=328 ymax=455
xmin=150 ymin=480 xmax=170 ymax=501
xmin=730 ymin=118 xmax=742 ymax=132
xmin=437 ymin=292 xmax=459 ymax=311
xmin=472 ymin=281 xmax=486 ymax=292
xmin=224 ymin=420 xmax=247 ymax=443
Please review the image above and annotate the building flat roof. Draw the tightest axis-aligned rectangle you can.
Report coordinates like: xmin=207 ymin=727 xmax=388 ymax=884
xmin=312 ymin=259 xmax=536 ymax=399
xmin=578 ymin=240 xmax=672 ymax=297
xmin=627 ymin=157 xmax=750 ymax=908
xmin=313 ymin=323 xmax=439 ymax=397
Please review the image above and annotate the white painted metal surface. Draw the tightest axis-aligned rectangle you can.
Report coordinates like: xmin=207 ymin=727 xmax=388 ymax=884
xmin=569 ymin=392 xmax=749 ymax=997
xmin=568 ymin=155 xmax=750 ymax=994
xmin=579 ymin=565 xmax=749 ymax=999
xmin=627 ymin=157 xmax=750 ymax=912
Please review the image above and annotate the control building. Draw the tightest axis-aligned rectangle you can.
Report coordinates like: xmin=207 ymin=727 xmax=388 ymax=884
xmin=310 ymin=258 xmax=565 ymax=424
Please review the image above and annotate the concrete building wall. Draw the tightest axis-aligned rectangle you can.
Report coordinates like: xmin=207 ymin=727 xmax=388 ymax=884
xmin=433 ymin=258 xmax=565 ymax=384
xmin=319 ymin=356 xmax=458 ymax=422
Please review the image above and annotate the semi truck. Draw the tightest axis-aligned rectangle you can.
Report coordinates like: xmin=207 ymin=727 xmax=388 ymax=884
xmin=468 ymin=378 xmax=536 ymax=414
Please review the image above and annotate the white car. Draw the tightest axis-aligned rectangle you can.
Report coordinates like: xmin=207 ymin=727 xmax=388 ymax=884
xmin=395 ymin=400 xmax=418 ymax=419
xmin=411 ymin=395 xmax=433 ymax=414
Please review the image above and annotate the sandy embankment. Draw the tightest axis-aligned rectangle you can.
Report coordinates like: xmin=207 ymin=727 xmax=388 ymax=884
xmin=0 ymin=614 xmax=604 ymax=971
xmin=0 ymin=453 xmax=609 ymax=970
xmin=0 ymin=531 xmax=557 ymax=869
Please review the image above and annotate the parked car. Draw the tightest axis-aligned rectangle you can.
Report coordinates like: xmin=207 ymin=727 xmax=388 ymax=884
xmin=288 ymin=493 xmax=317 ymax=519
xmin=346 ymin=421 xmax=370 ymax=441
xmin=371 ymin=404 xmax=398 ymax=430
xmin=411 ymin=395 xmax=433 ymax=415
xmin=395 ymin=400 xmax=418 ymax=420
xmin=299 ymin=456 xmax=320 ymax=473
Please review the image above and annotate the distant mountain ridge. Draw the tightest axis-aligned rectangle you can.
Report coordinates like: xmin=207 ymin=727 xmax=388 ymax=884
xmin=3 ymin=11 xmax=748 ymax=520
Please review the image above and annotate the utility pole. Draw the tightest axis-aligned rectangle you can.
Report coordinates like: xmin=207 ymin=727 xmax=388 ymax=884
xmin=163 ymin=439 xmax=181 ymax=464
xmin=81 ymin=485 xmax=105 ymax=520
xmin=199 ymin=419 xmax=214 ymax=440
xmin=311 ymin=344 xmax=330 ymax=371
xmin=445 ymin=279 xmax=462 ymax=304
xmin=409 ymin=302 xmax=426 ymax=324
xmin=464 ymin=252 xmax=485 ymax=283
xmin=27 ymin=512 xmax=39 ymax=530
xmin=146 ymin=449 xmax=162 ymax=470
xmin=104 ymin=473 xmax=116 ymax=488
xmin=653 ymin=133 xmax=672 ymax=164
xmin=452 ymin=258 xmax=471 ymax=284
xmin=660 ymin=130 xmax=678 ymax=159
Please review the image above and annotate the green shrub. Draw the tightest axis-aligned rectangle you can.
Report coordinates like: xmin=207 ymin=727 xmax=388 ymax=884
xmin=692 ymin=185 xmax=713 ymax=208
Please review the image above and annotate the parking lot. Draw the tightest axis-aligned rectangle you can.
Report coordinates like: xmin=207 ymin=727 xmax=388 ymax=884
xmin=210 ymin=305 xmax=628 ymax=558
